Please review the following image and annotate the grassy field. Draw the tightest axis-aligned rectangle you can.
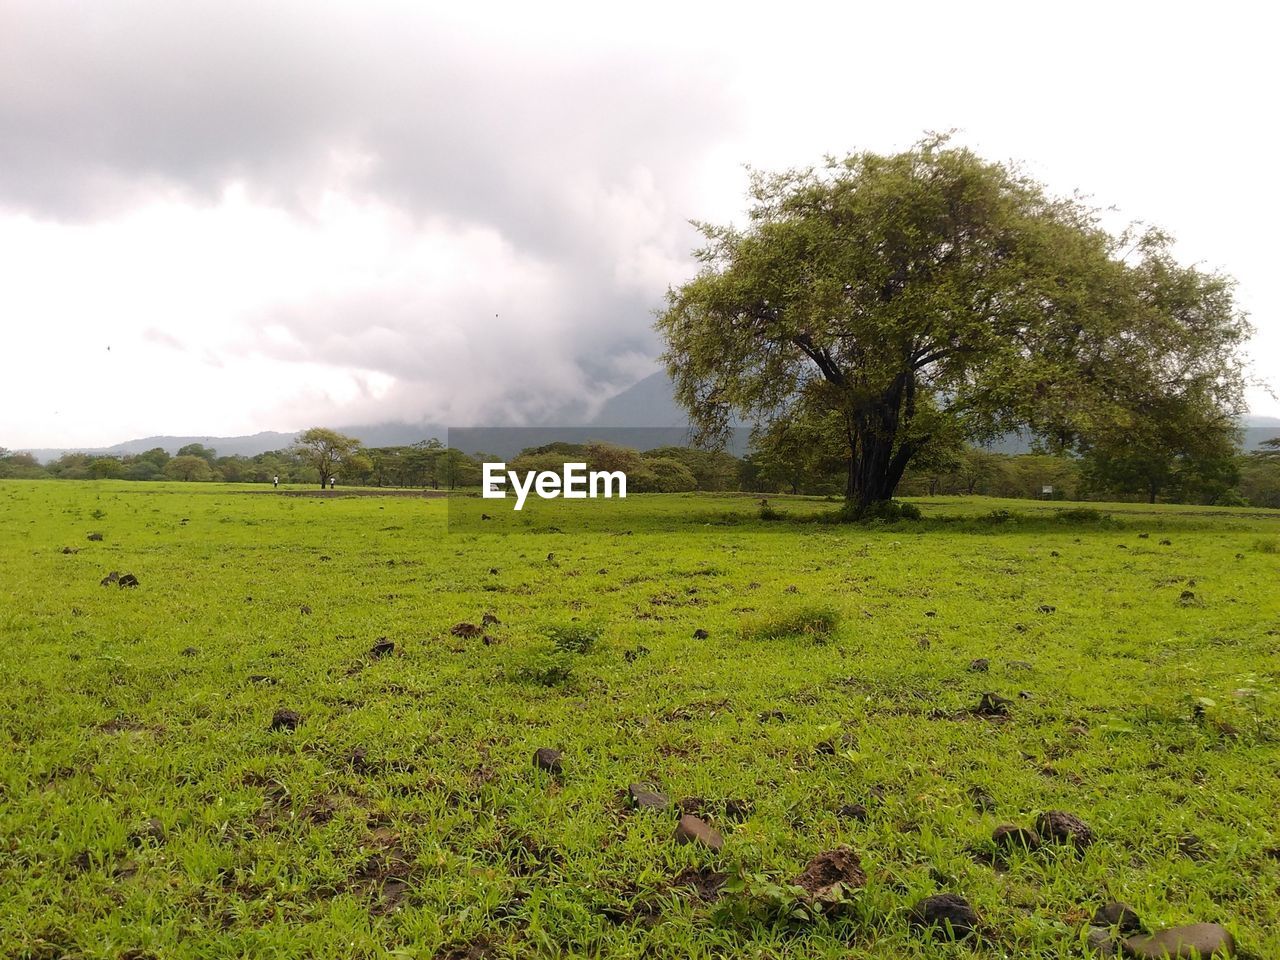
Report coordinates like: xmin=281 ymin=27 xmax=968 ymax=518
xmin=1 ymin=480 xmax=1278 ymax=959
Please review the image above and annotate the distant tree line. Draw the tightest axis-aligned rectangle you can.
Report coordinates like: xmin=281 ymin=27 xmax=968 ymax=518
xmin=3 ymin=432 xmax=1279 ymax=508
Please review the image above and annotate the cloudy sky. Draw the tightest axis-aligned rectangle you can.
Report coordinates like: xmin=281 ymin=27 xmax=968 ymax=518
xmin=2 ymin=0 xmax=1276 ymax=448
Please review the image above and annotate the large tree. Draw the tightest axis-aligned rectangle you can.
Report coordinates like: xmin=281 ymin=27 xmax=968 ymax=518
xmin=291 ymin=428 xmax=363 ymax=488
xmin=657 ymin=137 xmax=1250 ymax=510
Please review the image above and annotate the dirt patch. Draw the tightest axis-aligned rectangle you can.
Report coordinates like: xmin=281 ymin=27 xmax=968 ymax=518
xmin=793 ymin=846 xmax=866 ymax=902
xmin=671 ymin=865 xmax=727 ymax=901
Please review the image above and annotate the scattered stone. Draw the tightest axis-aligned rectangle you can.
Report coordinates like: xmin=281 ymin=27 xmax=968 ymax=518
xmin=1037 ymin=604 xmax=1056 ymax=614
xmin=370 ymin=639 xmax=395 ymax=659
xmin=450 ymin=622 xmax=483 ymax=638
xmin=180 ymin=646 xmax=199 ymax=657
xmin=909 ymin=892 xmax=980 ymax=940
xmin=61 ymin=546 xmax=78 ymax=554
xmin=692 ymin=628 xmax=709 ymax=640
xmin=1087 ymin=926 xmax=1119 ymax=956
xmin=481 ymin=612 xmax=501 ymax=626
xmin=757 ymin=709 xmax=788 ymax=722
xmin=99 ymin=571 xmax=120 ymax=586
xmin=1122 ymin=923 xmax=1235 ymax=958
xmin=481 ymin=513 xmax=492 ymax=520
xmin=1160 ymin=538 xmax=1172 ymax=546
xmin=248 ymin=674 xmax=277 ymax=685
xmin=623 ymin=646 xmax=649 ymax=662
xmin=348 ymin=746 xmax=370 ymax=772
xmin=969 ymin=658 xmax=990 ymax=672
xmin=992 ymin=824 xmax=1040 ymax=852
xmin=1176 ymin=834 xmax=1208 ymax=861
xmin=269 ymin=708 xmax=301 ymax=732
xmin=1179 ymin=590 xmax=1198 ymax=605
xmin=972 ymin=692 xmax=1013 ymax=718
xmin=968 ymin=786 xmax=997 ymax=813
xmin=299 ymin=604 xmax=312 ymax=615
xmin=482 ymin=634 xmax=497 ymax=646
xmin=1009 ymin=660 xmax=1034 ymax=670
xmin=1093 ymin=901 xmax=1142 ymax=934
xmin=87 ymin=533 xmax=103 ymax=541
xmin=627 ymin=783 xmax=669 ymax=811
xmin=1018 ymin=690 xmax=1033 ymax=699
xmin=836 ymin=802 xmax=868 ymax=822
xmin=1138 ymin=533 xmax=1150 ymax=539
xmin=532 ymin=747 xmax=563 ymax=774
xmin=1035 ymin=810 xmax=1093 ymax=849
xmin=488 ymin=567 xmax=498 ymax=574
xmin=117 ymin=573 xmax=139 ymax=588
xmin=1050 ymin=550 xmax=1060 ymax=557
xmin=674 ymin=814 xmax=723 ymax=851
xmin=793 ymin=846 xmax=866 ymax=902
xmin=723 ymin=798 xmax=753 ymax=822
xmin=129 ymin=818 xmax=165 ymax=845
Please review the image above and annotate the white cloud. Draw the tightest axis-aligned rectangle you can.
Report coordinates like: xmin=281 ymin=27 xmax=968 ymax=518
xmin=1 ymin=0 xmax=1276 ymax=447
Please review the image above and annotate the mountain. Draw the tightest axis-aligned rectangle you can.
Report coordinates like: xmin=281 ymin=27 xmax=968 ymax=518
xmin=16 ymin=372 xmax=1280 ymax=461
xmin=590 ymin=371 xmax=689 ymax=426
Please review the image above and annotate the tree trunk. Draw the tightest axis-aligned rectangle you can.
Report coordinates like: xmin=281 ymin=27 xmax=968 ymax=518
xmin=845 ymin=427 xmax=899 ymax=508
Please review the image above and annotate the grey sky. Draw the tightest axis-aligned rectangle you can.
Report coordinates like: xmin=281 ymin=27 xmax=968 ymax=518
xmin=2 ymin=0 xmax=1275 ymax=447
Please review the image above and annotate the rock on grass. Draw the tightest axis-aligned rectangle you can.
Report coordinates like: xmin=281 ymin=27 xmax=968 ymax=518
xmin=532 ymin=747 xmax=562 ymax=774
xmin=1036 ymin=810 xmax=1093 ymax=849
xmin=992 ymin=824 xmax=1040 ymax=851
xmin=269 ymin=708 xmax=301 ymax=732
xmin=1123 ymin=923 xmax=1235 ymax=958
xmin=909 ymin=892 xmax=980 ymax=940
xmin=674 ymin=814 xmax=723 ymax=851
xmin=627 ymin=783 xmax=669 ymax=811
xmin=1093 ymin=900 xmax=1142 ymax=933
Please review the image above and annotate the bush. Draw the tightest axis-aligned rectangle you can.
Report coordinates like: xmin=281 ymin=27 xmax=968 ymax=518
xmin=1253 ymin=537 xmax=1279 ymax=554
xmin=507 ymin=646 xmax=576 ymax=687
xmin=741 ymin=606 xmax=839 ymax=643
xmin=1214 ymin=489 xmax=1249 ymax=507
xmin=545 ymin=623 xmax=600 ymax=654
xmin=1055 ymin=507 xmax=1108 ymax=524
xmin=758 ymin=500 xmax=784 ymax=521
xmin=829 ymin=499 xmax=922 ymax=523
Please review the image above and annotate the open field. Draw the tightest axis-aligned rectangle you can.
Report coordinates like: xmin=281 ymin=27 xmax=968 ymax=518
xmin=2 ymin=481 xmax=1278 ymax=959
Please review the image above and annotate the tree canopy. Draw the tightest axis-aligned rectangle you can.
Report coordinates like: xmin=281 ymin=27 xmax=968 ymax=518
xmin=291 ymin=427 xmax=363 ymax=488
xmin=657 ymin=136 xmax=1251 ymax=510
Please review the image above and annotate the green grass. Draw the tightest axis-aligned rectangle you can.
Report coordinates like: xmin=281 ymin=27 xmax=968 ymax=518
xmin=1 ymin=480 xmax=1278 ymax=958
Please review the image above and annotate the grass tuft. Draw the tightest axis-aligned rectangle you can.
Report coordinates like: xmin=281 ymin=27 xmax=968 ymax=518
xmin=740 ymin=605 xmax=839 ymax=643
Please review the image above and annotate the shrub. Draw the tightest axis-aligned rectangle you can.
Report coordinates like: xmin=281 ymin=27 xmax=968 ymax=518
xmin=1055 ymin=507 xmax=1107 ymax=524
xmin=1253 ymin=537 xmax=1279 ymax=554
xmin=825 ymin=500 xmax=922 ymax=523
xmin=507 ymin=647 xmax=576 ymax=687
xmin=545 ymin=623 xmax=600 ymax=654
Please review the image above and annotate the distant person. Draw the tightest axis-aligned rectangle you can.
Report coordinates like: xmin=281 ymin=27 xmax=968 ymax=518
xmin=329 ymin=476 xmax=336 ymax=490
xmin=273 ymin=475 xmax=279 ymax=489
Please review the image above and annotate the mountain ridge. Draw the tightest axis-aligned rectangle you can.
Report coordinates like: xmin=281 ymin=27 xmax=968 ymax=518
xmin=14 ymin=372 xmax=1280 ymax=460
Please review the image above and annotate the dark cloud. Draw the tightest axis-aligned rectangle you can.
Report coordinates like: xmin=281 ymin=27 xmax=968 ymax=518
xmin=0 ymin=3 xmax=738 ymax=429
